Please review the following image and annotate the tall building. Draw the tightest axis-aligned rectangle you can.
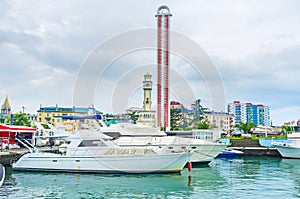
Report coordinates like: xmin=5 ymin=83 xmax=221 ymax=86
xmin=137 ymin=73 xmax=156 ymax=126
xmin=228 ymin=101 xmax=270 ymax=126
xmin=156 ymin=5 xmax=172 ymax=130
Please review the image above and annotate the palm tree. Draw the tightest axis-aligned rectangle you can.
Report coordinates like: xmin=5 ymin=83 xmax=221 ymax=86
xmin=234 ymin=121 xmax=256 ymax=134
xmin=197 ymin=120 xmax=210 ymax=129
xmin=281 ymin=125 xmax=292 ymax=134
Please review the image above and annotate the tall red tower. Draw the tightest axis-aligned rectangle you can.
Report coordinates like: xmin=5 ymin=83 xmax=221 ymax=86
xmin=156 ymin=5 xmax=172 ymax=131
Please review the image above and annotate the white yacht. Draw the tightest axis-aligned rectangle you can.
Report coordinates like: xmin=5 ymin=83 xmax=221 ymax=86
xmin=13 ymin=116 xmax=191 ymax=174
xmin=101 ymin=123 xmax=227 ymax=163
xmin=272 ymin=126 xmax=300 ymax=159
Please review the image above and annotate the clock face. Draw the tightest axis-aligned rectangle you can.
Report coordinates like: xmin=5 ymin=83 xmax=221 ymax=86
xmin=145 ymin=83 xmax=151 ymax=87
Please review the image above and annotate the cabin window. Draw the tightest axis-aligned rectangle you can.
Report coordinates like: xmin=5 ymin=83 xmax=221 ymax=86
xmin=78 ymin=140 xmax=106 ymax=147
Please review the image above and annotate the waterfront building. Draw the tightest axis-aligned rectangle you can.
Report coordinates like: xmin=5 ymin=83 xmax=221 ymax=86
xmin=37 ymin=105 xmax=101 ymax=127
xmin=228 ymin=101 xmax=270 ymax=126
xmin=203 ymin=111 xmax=235 ymax=132
xmin=136 ymin=72 xmax=156 ymax=127
xmin=170 ymin=101 xmax=182 ymax=110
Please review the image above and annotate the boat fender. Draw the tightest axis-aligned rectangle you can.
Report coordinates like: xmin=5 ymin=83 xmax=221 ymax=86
xmin=188 ymin=161 xmax=192 ymax=172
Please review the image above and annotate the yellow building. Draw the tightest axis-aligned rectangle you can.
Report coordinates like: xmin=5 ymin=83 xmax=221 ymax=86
xmin=37 ymin=105 xmax=101 ymax=127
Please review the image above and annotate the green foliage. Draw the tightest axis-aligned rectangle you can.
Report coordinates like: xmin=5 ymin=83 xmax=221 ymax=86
xmin=234 ymin=121 xmax=256 ymax=134
xmin=229 ymin=134 xmax=287 ymax=140
xmin=281 ymin=125 xmax=292 ymax=134
xmin=128 ymin=111 xmax=138 ymax=124
xmin=6 ymin=112 xmax=31 ymax=126
xmin=197 ymin=120 xmax=210 ymax=129
xmin=170 ymin=108 xmax=181 ymax=130
xmin=4 ymin=116 xmax=11 ymax=124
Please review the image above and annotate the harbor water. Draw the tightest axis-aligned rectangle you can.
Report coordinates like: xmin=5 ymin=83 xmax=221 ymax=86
xmin=1 ymin=157 xmax=300 ymax=198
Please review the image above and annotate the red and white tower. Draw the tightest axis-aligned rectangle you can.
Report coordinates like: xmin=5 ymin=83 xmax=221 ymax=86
xmin=156 ymin=5 xmax=172 ymax=131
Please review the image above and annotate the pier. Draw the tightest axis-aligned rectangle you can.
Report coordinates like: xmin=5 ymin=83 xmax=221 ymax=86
xmin=229 ymin=139 xmax=281 ymax=156
xmin=0 ymin=147 xmax=58 ymax=166
xmin=0 ymin=149 xmax=26 ymax=166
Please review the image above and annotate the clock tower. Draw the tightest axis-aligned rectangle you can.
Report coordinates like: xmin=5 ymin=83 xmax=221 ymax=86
xmin=137 ymin=72 xmax=156 ymax=127
xmin=143 ymin=72 xmax=152 ymax=111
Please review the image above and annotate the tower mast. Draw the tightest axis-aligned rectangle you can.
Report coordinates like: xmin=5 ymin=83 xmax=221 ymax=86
xmin=156 ymin=5 xmax=172 ymax=131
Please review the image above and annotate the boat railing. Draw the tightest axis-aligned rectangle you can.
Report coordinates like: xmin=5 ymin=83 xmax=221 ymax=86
xmin=15 ymin=137 xmax=38 ymax=153
xmin=66 ymin=146 xmax=168 ymax=157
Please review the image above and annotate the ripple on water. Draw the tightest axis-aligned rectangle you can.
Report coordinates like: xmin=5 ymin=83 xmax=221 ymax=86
xmin=1 ymin=157 xmax=300 ymax=198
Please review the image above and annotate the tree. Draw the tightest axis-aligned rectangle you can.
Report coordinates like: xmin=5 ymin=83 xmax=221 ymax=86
xmin=129 ymin=111 xmax=138 ymax=124
xmin=170 ymin=108 xmax=181 ymax=130
xmin=281 ymin=125 xmax=292 ymax=134
xmin=197 ymin=120 xmax=210 ymax=129
xmin=234 ymin=121 xmax=256 ymax=134
xmin=191 ymin=99 xmax=207 ymax=126
xmin=6 ymin=112 xmax=31 ymax=126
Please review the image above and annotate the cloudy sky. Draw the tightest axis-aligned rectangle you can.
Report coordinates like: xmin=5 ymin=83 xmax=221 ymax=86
xmin=1 ymin=0 xmax=300 ymax=125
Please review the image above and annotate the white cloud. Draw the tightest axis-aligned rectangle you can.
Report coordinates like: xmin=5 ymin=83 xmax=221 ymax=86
xmin=0 ymin=0 xmax=299 ymax=125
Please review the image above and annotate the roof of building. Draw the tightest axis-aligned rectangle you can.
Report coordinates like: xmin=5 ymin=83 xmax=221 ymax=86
xmin=37 ymin=106 xmax=102 ymax=114
xmin=2 ymin=96 xmax=10 ymax=106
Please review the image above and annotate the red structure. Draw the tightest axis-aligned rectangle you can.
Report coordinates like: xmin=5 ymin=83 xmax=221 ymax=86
xmin=0 ymin=124 xmax=36 ymax=149
xmin=156 ymin=5 xmax=172 ymax=130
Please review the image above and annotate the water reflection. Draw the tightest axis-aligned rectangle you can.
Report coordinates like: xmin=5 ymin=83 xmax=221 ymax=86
xmin=1 ymin=158 xmax=298 ymax=199
xmin=279 ymin=159 xmax=300 ymax=198
xmin=1 ymin=167 xmax=196 ymax=198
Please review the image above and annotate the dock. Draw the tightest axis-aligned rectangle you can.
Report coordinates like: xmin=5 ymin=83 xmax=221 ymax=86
xmin=0 ymin=147 xmax=58 ymax=166
xmin=229 ymin=139 xmax=281 ymax=156
xmin=229 ymin=147 xmax=280 ymax=156
xmin=0 ymin=149 xmax=27 ymax=166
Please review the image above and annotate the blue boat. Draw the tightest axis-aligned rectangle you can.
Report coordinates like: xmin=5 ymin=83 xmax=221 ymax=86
xmin=216 ymin=148 xmax=244 ymax=158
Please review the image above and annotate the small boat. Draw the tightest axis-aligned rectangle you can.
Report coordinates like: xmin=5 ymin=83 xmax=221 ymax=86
xmin=216 ymin=148 xmax=243 ymax=158
xmin=0 ymin=164 xmax=5 ymax=187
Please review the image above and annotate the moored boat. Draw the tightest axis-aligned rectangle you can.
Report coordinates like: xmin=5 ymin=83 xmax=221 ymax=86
xmin=216 ymin=148 xmax=243 ymax=158
xmin=272 ymin=125 xmax=300 ymax=159
xmin=101 ymin=123 xmax=227 ymax=164
xmin=12 ymin=116 xmax=191 ymax=174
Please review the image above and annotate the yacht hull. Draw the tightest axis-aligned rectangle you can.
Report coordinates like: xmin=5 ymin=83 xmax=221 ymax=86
xmin=12 ymin=152 xmax=191 ymax=174
xmin=273 ymin=144 xmax=300 ymax=159
xmin=189 ymin=144 xmax=227 ymax=163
